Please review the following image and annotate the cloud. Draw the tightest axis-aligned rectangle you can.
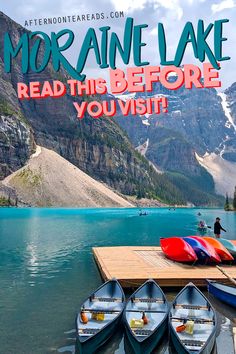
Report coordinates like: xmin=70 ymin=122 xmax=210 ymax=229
xmin=110 ymin=0 xmax=183 ymax=20
xmin=211 ymin=0 xmax=236 ymax=13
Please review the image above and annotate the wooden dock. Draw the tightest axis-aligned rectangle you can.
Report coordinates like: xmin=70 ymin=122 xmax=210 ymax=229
xmin=93 ymin=246 xmax=236 ymax=288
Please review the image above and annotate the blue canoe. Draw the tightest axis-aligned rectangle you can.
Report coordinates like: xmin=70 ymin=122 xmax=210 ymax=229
xmin=170 ymin=282 xmax=217 ymax=354
xmin=76 ymin=279 xmax=125 ymax=353
xmin=183 ymin=237 xmax=211 ymax=264
xmin=207 ymin=279 xmax=236 ymax=308
xmin=124 ymin=279 xmax=169 ymax=354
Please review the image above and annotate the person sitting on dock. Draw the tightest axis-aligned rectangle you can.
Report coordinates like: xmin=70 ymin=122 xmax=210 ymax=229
xmin=214 ymin=217 xmax=226 ymax=238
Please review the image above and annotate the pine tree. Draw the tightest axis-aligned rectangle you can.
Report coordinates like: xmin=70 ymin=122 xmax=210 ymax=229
xmin=137 ymin=186 xmax=145 ymax=199
xmin=233 ymin=186 xmax=236 ymax=210
xmin=224 ymin=193 xmax=230 ymax=211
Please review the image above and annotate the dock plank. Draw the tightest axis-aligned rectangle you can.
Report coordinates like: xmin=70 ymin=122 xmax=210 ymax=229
xmin=93 ymin=246 xmax=236 ymax=288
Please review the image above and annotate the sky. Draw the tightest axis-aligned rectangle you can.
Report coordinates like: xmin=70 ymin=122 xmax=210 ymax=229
xmin=1 ymin=0 xmax=236 ymax=89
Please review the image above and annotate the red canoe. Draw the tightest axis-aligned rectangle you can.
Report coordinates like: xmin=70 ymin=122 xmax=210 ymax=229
xmin=189 ymin=236 xmax=221 ymax=263
xmin=160 ymin=237 xmax=197 ymax=263
xmin=203 ymin=237 xmax=234 ymax=261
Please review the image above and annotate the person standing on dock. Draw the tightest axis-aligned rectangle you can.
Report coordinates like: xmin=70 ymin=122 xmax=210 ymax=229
xmin=214 ymin=217 xmax=226 ymax=238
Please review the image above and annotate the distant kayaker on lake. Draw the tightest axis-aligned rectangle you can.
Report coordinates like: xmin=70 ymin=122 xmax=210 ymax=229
xmin=214 ymin=217 xmax=226 ymax=238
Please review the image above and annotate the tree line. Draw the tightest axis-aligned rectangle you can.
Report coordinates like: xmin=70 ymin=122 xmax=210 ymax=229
xmin=224 ymin=187 xmax=236 ymax=211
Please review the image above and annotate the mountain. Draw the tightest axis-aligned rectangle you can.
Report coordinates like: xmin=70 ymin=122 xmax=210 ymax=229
xmin=0 ymin=65 xmax=35 ymax=179
xmin=114 ymin=77 xmax=236 ymax=202
xmin=0 ymin=11 xmax=187 ymax=206
xmin=2 ymin=146 xmax=134 ymax=207
xmin=222 ymin=83 xmax=236 ymax=162
xmin=0 ymin=11 xmax=234 ymax=206
xmin=226 ymin=82 xmax=236 ymax=122
xmin=196 ymin=152 xmax=236 ymax=198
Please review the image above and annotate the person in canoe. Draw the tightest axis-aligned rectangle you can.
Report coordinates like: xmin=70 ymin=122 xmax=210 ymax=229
xmin=197 ymin=220 xmax=208 ymax=233
xmin=214 ymin=217 xmax=226 ymax=238
xmin=198 ymin=220 xmax=206 ymax=228
xmin=139 ymin=209 xmax=148 ymax=216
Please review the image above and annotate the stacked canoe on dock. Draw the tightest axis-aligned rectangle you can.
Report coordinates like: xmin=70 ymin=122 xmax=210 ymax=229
xmin=160 ymin=236 xmax=235 ymax=264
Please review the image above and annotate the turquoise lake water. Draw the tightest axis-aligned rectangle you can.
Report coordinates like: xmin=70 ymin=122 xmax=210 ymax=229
xmin=0 ymin=207 xmax=235 ymax=354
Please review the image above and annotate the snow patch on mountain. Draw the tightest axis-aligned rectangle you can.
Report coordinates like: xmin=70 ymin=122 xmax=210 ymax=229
xmin=136 ymin=139 xmax=149 ymax=156
xmin=114 ymin=92 xmax=136 ymax=101
xmin=218 ymin=92 xmax=236 ymax=131
xmin=142 ymin=119 xmax=150 ymax=126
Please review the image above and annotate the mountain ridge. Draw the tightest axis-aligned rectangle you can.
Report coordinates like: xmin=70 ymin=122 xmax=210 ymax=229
xmin=114 ymin=77 xmax=236 ymax=202
xmin=0 ymin=11 xmax=189 ymax=206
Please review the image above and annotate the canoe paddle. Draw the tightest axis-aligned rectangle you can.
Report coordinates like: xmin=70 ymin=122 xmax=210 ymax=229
xmin=216 ymin=265 xmax=236 ymax=286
